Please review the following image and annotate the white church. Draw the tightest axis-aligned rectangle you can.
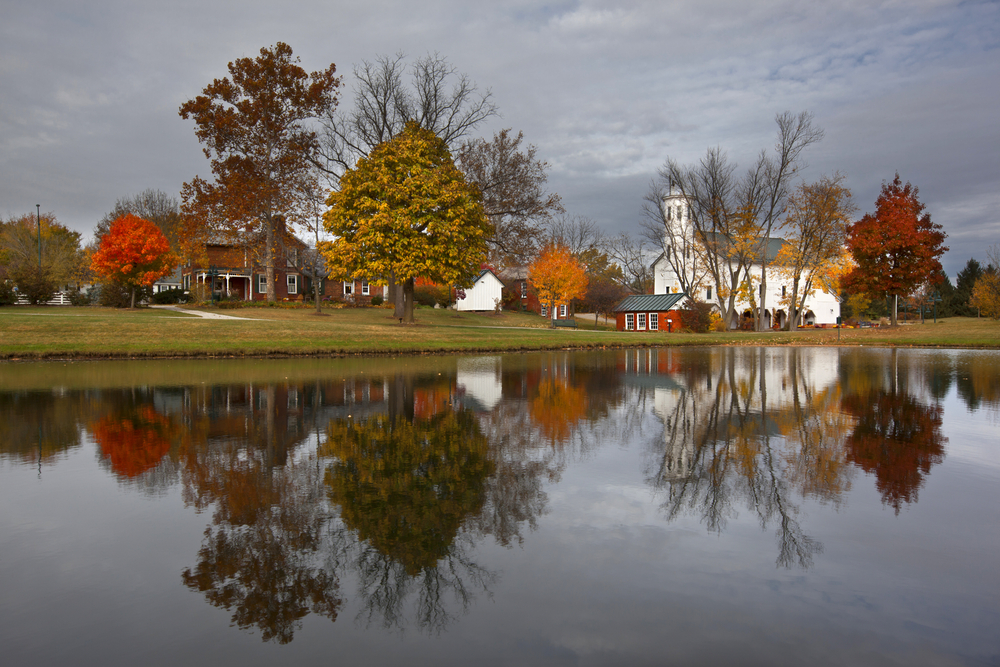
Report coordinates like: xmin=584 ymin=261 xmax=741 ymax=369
xmin=650 ymin=190 xmax=841 ymax=329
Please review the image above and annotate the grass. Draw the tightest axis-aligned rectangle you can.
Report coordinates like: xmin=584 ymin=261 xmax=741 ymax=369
xmin=0 ymin=305 xmax=997 ymax=360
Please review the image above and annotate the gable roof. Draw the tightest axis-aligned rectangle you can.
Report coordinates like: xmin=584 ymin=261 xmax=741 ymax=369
xmin=614 ymin=292 xmax=687 ymax=312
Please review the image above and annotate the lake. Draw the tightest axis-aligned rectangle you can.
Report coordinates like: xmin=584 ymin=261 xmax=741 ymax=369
xmin=1 ymin=348 xmax=998 ymax=666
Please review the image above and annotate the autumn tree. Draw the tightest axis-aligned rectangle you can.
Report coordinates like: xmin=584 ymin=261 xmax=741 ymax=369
xmin=843 ymin=174 xmax=948 ymax=326
xmin=457 ymin=129 xmax=563 ymax=266
xmin=91 ymin=214 xmax=177 ymax=308
xmin=322 ymin=122 xmax=489 ymax=323
xmin=970 ymin=245 xmax=1000 ymax=319
xmin=528 ymin=244 xmax=588 ymax=323
xmin=775 ymin=174 xmax=856 ymax=329
xmin=179 ymin=42 xmax=340 ymax=302
xmin=0 ymin=212 xmax=85 ymax=304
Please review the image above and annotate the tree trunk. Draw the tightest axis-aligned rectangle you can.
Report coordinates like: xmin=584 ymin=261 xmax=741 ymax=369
xmin=315 ymin=277 xmax=322 ymax=314
xmin=130 ymin=286 xmax=136 ymax=309
xmin=265 ymin=215 xmax=276 ymax=303
xmin=390 ymin=272 xmax=405 ymax=319
xmin=402 ymin=277 xmax=415 ymax=323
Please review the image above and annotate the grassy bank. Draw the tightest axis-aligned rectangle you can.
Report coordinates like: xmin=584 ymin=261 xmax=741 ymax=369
xmin=0 ymin=305 xmax=997 ymax=359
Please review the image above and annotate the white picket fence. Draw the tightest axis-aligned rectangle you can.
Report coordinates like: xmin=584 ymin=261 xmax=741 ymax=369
xmin=16 ymin=291 xmax=73 ymax=306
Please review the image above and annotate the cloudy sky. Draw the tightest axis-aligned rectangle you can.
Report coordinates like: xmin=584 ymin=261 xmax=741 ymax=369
xmin=2 ymin=0 xmax=997 ymax=277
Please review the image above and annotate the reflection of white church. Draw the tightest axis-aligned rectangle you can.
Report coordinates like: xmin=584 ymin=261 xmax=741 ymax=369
xmin=651 ymin=190 xmax=840 ymax=328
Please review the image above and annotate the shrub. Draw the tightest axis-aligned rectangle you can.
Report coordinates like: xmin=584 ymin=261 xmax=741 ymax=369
xmin=97 ymin=282 xmax=153 ymax=308
xmin=679 ymin=299 xmax=714 ymax=333
xmin=0 ymin=280 xmax=15 ymax=306
xmin=217 ymin=300 xmax=244 ymax=309
xmin=151 ymin=288 xmax=191 ymax=304
xmin=370 ymin=294 xmax=384 ymax=306
xmin=68 ymin=288 xmax=92 ymax=306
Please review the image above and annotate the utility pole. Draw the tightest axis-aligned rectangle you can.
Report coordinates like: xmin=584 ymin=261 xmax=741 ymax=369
xmin=36 ymin=204 xmax=41 ymax=269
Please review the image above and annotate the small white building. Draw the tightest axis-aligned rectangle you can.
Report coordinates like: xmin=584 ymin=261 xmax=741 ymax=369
xmin=455 ymin=269 xmax=505 ymax=312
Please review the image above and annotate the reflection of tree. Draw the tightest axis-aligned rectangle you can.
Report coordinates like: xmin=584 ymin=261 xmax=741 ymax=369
xmin=842 ymin=391 xmax=946 ymax=514
xmin=326 ymin=409 xmax=493 ymax=573
xmin=837 ymin=349 xmax=949 ymax=514
xmin=323 ymin=400 xmax=497 ymax=632
xmin=181 ymin=459 xmax=340 ymax=644
xmin=0 ymin=391 xmax=85 ymax=465
xmin=530 ymin=376 xmax=588 ymax=444
xmin=955 ymin=352 xmax=1000 ymax=414
xmin=647 ymin=348 xmax=843 ymax=568
xmin=90 ymin=405 xmax=174 ymax=479
xmin=179 ymin=383 xmax=342 ymax=644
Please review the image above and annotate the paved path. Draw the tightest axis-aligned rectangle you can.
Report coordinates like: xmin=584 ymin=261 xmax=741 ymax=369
xmin=149 ymin=305 xmax=256 ymax=320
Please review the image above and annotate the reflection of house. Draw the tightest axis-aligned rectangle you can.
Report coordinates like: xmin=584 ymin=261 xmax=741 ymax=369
xmin=456 ymin=357 xmax=503 ymax=411
xmin=613 ymin=293 xmax=686 ymax=332
xmin=651 ymin=189 xmax=840 ymax=328
xmin=455 ymin=269 xmax=504 ymax=312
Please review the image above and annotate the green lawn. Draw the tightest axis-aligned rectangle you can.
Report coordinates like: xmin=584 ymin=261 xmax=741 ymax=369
xmin=0 ymin=305 xmax=997 ymax=359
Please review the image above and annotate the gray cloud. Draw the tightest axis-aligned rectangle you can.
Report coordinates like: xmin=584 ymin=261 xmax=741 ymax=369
xmin=1 ymin=0 xmax=996 ymax=276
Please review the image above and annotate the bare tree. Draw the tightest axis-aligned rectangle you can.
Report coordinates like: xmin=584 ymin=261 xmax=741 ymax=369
xmin=753 ymin=112 xmax=824 ymax=330
xmin=96 ymin=189 xmax=183 ymax=252
xmin=650 ymin=112 xmax=822 ymax=329
xmin=319 ymin=52 xmax=497 ymax=179
xmin=457 ymin=129 xmax=563 ymax=267
xmin=607 ymin=233 xmax=654 ymax=294
xmin=545 ymin=215 xmax=604 ymax=258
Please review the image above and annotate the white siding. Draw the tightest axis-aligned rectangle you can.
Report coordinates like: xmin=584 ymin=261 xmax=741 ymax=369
xmin=455 ymin=271 xmax=505 ymax=311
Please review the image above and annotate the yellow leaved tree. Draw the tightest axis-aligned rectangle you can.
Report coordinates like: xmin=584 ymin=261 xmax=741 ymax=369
xmin=322 ymin=121 xmax=489 ymax=323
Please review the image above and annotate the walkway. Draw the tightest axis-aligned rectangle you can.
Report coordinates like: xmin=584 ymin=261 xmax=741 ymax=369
xmin=149 ymin=305 xmax=256 ymax=320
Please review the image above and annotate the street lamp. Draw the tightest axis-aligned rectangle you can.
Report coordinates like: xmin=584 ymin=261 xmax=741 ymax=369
xmin=36 ymin=204 xmax=41 ymax=269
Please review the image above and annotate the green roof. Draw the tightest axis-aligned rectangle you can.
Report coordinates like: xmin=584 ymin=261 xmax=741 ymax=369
xmin=614 ymin=292 xmax=687 ymax=312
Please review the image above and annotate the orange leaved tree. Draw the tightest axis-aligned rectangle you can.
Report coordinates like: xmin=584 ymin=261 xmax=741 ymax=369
xmin=528 ymin=244 xmax=588 ymax=325
xmin=91 ymin=214 xmax=177 ymax=308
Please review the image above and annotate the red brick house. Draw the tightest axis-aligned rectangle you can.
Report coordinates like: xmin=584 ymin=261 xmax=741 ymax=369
xmin=182 ymin=235 xmax=385 ymax=303
xmin=614 ymin=293 xmax=687 ymax=332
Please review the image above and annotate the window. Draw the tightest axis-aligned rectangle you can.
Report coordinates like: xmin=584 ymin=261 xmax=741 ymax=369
xmin=541 ymin=304 xmax=548 ymax=317
xmin=759 ymin=284 xmax=764 ymax=296
xmin=706 ymin=287 xmax=712 ymax=300
xmin=521 ymin=281 xmax=527 ymax=298
xmin=362 ymin=279 xmax=370 ymax=296
xmin=676 ymin=205 xmax=683 ymax=220
xmin=782 ymin=285 xmax=787 ymax=298
xmin=288 ymin=248 xmax=298 ymax=266
xmin=649 ymin=313 xmax=658 ymax=330
xmin=287 ymin=274 xmax=298 ymax=295
xmin=343 ymin=281 xmax=352 ymax=295
xmin=625 ymin=313 xmax=635 ymax=330
xmin=559 ymin=304 xmax=567 ymax=318
xmin=257 ymin=274 xmax=267 ymax=294
xmin=637 ymin=313 xmax=646 ymax=330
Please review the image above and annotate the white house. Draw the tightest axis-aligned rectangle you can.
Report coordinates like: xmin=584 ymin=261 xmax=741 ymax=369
xmin=455 ymin=269 xmax=505 ymax=312
xmin=651 ymin=190 xmax=841 ymax=328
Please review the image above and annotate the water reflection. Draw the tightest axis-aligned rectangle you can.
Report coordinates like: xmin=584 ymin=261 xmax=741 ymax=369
xmin=0 ymin=348 xmax=993 ymax=644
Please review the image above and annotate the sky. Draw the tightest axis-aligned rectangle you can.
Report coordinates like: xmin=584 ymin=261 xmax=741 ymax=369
xmin=2 ymin=0 xmax=997 ymax=278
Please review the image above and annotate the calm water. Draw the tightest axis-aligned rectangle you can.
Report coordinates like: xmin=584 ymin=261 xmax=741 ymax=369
xmin=1 ymin=348 xmax=998 ymax=666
